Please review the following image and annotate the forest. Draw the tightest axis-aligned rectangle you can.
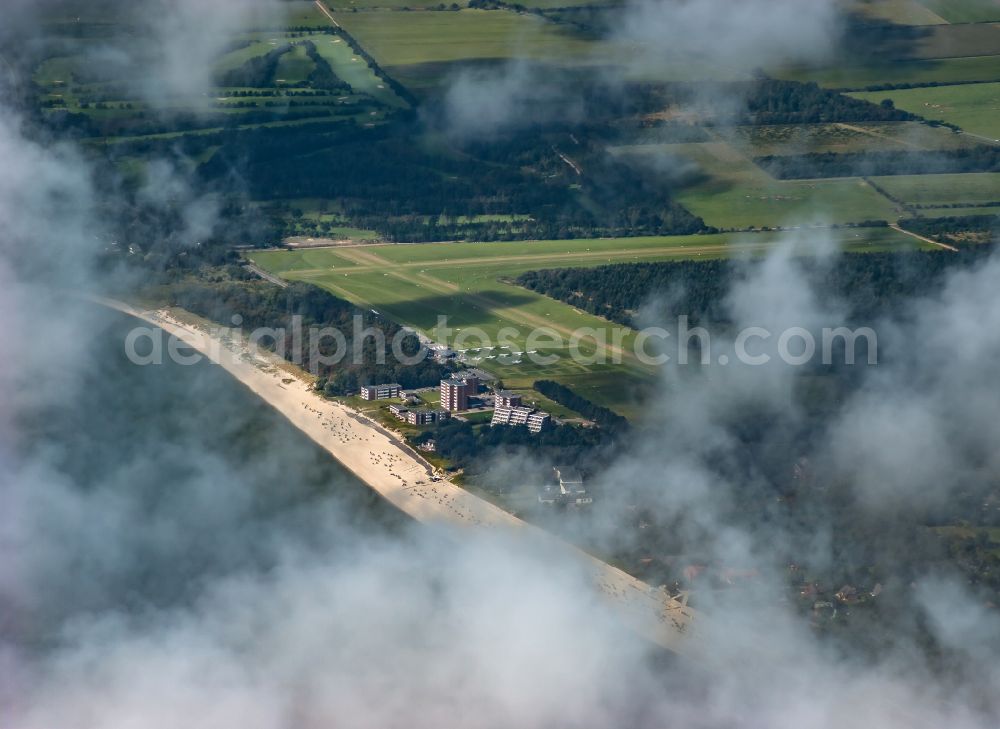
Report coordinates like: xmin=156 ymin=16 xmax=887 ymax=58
xmin=416 ymin=415 xmax=613 ymax=477
xmin=532 ymin=380 xmax=630 ymax=433
xmin=516 ymin=245 xmax=998 ymax=329
xmin=738 ymin=80 xmax=919 ymax=125
xmin=196 ymin=118 xmax=708 ymax=242
xmin=164 ymin=276 xmax=451 ymax=394
xmin=901 ymin=214 xmax=1000 ymax=247
xmin=302 ymin=41 xmax=353 ymax=93
xmin=217 ymin=43 xmax=294 ymax=88
xmin=756 ymin=146 xmax=1000 ymax=179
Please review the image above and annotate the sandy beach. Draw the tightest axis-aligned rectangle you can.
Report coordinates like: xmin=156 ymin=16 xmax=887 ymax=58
xmin=99 ymin=298 xmax=698 ymax=655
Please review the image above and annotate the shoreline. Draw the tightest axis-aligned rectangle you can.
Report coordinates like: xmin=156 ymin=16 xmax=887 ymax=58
xmin=97 ymin=297 xmax=698 ymax=655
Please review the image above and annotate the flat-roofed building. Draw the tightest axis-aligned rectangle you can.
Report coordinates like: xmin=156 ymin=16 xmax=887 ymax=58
xmin=406 ymin=409 xmax=451 ymax=426
xmin=360 ymin=383 xmax=402 ymax=401
xmin=440 ymin=378 xmax=470 ymax=412
xmin=389 ymin=403 xmax=451 ymax=426
xmin=491 ymin=405 xmax=550 ymax=433
xmin=454 ymin=371 xmax=480 ymax=394
xmin=494 ymin=390 xmax=523 ymax=409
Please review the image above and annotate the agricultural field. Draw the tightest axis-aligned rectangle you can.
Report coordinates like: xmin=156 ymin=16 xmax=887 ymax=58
xmin=329 ymin=8 xmax=622 ymax=88
xmin=274 ymin=43 xmax=317 ymax=85
xmin=676 ymin=175 xmax=901 ymax=230
xmin=27 ymin=0 xmax=997 ymax=263
xmin=327 ymin=0 xmax=611 ymax=6
xmin=870 ymin=172 xmax=1000 ymax=204
xmin=851 ymin=82 xmax=1000 ymax=139
xmin=852 ymin=0 xmax=951 ymax=25
xmin=30 ymin=0 xmax=408 ymax=143
xmin=248 ymin=227 xmax=921 ymax=415
xmin=331 ymin=9 xmax=602 ymax=67
xmin=609 ymin=141 xmax=901 ymax=229
xmin=271 ymin=199 xmax=382 ymax=242
xmin=901 ymin=21 xmax=1000 ymax=59
xmin=778 ymin=55 xmax=1000 ymax=89
xmin=726 ymin=122 xmax=975 ymax=156
xmin=216 ymin=40 xmax=282 ymax=73
xmin=308 ymin=33 xmax=405 ymax=106
xmin=918 ymin=0 xmax=1000 ymax=23
xmin=286 ymin=2 xmax=345 ymax=27
xmin=326 ymin=0 xmax=468 ymax=8
xmin=329 ymin=6 xmax=752 ymax=87
xmin=918 ymin=204 xmax=1000 ymax=215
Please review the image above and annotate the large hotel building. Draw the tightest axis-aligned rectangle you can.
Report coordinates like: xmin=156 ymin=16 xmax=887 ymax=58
xmin=440 ymin=373 xmax=480 ymax=411
xmin=440 ymin=378 xmax=470 ymax=411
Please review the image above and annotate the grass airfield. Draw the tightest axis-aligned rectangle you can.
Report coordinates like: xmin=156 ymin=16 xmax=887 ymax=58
xmin=249 ymin=228 xmax=921 ymax=416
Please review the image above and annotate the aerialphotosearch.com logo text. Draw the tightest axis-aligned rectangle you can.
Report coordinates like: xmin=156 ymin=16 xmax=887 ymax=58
xmin=124 ymin=314 xmax=878 ymax=371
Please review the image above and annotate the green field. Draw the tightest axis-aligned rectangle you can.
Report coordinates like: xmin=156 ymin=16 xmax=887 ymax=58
xmin=31 ymin=15 xmax=406 ymax=142
xmin=919 ymin=0 xmax=1000 ymax=23
xmin=328 ymin=0 xmax=474 ymax=7
xmin=328 ymin=8 xmax=753 ymax=90
xmin=728 ymin=122 xmax=974 ymax=156
xmin=331 ymin=9 xmax=611 ymax=67
xmin=286 ymin=3 xmax=345 ymax=27
xmin=905 ymin=22 xmax=1000 ymax=59
xmin=32 ymin=55 xmax=78 ymax=85
xmin=918 ymin=204 xmax=1000 ymax=215
xmin=288 ymin=227 xmax=380 ymax=242
xmin=248 ymin=228 xmax=920 ymax=416
xmin=851 ymin=82 xmax=1000 ymax=139
xmin=776 ymin=55 xmax=1000 ymax=89
xmin=216 ymin=39 xmax=280 ymax=73
xmin=855 ymin=0 xmax=950 ymax=25
xmin=677 ymin=176 xmax=900 ymax=229
xmin=307 ymin=34 xmax=406 ymax=106
xmin=870 ymin=172 xmax=1000 ymax=204
xmin=931 ymin=525 xmax=1000 ymax=557
xmin=609 ymin=141 xmax=901 ymax=229
xmin=328 ymin=0 xmax=611 ymax=6
xmin=274 ymin=43 xmax=316 ymax=85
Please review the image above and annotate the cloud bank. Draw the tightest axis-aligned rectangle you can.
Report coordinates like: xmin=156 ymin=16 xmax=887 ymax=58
xmin=616 ymin=0 xmax=843 ymax=71
xmin=2 ymin=3 xmax=999 ymax=728
xmin=437 ymin=0 xmax=844 ymax=138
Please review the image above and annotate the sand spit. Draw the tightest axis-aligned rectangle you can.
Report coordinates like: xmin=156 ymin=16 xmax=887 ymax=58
xmin=98 ymin=298 xmax=698 ymax=655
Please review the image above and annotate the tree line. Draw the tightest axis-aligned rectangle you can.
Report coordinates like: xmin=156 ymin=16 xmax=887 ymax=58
xmin=533 ymin=380 xmax=629 ymax=433
xmin=166 ymin=277 xmax=450 ymax=395
xmin=415 ymin=415 xmax=613 ymax=476
xmin=739 ymin=80 xmax=919 ymax=125
xmin=217 ymin=43 xmax=294 ymax=88
xmin=757 ymin=146 xmax=1000 ymax=179
xmin=901 ymin=214 xmax=1000 ymax=248
xmin=516 ymin=246 xmax=998 ymax=329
